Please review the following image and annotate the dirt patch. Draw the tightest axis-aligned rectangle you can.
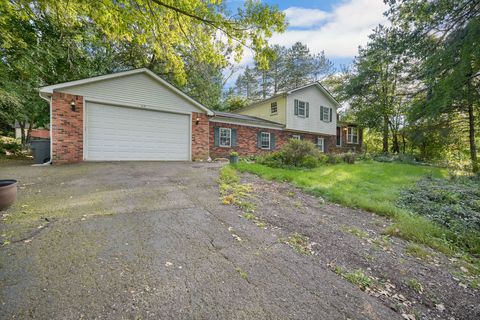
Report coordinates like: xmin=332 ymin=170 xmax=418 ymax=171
xmin=240 ymin=172 xmax=479 ymax=320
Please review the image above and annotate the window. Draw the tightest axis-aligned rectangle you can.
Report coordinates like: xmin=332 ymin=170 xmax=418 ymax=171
xmin=320 ymin=106 xmax=331 ymax=122
xmin=317 ymin=137 xmax=325 ymax=152
xmin=271 ymin=102 xmax=277 ymax=114
xmin=294 ymin=99 xmax=309 ymax=117
xmin=219 ymin=128 xmax=231 ymax=147
xmin=291 ymin=135 xmax=301 ymax=140
xmin=260 ymin=132 xmax=271 ymax=149
xmin=336 ymin=127 xmax=342 ymax=146
xmin=347 ymin=127 xmax=359 ymax=144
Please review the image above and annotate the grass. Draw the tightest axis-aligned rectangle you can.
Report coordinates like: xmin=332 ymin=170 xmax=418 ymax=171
xmin=234 ymin=161 xmax=480 ymax=258
xmin=283 ymin=232 xmax=312 ymax=255
xmin=407 ymin=278 xmax=424 ymax=293
xmin=405 ymin=244 xmax=431 ymax=260
xmin=335 ymin=267 xmax=373 ymax=290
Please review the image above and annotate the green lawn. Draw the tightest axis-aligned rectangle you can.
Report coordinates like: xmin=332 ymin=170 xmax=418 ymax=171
xmin=235 ymin=161 xmax=480 ymax=259
xmin=236 ymin=161 xmax=448 ymax=218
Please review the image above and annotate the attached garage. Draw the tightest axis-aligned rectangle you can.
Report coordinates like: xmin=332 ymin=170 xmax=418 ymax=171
xmin=85 ymin=102 xmax=191 ymax=161
xmin=39 ymin=68 xmax=213 ymax=164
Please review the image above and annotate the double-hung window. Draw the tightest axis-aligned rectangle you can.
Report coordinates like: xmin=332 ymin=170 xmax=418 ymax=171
xmin=260 ymin=132 xmax=271 ymax=149
xmin=294 ymin=99 xmax=309 ymax=117
xmin=317 ymin=137 xmax=325 ymax=152
xmin=320 ymin=106 xmax=331 ymax=122
xmin=271 ymin=102 xmax=277 ymax=114
xmin=291 ymin=135 xmax=301 ymax=140
xmin=219 ymin=128 xmax=231 ymax=147
xmin=347 ymin=127 xmax=359 ymax=144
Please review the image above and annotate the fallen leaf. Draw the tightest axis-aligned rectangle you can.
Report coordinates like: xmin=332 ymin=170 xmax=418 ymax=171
xmin=436 ymin=303 xmax=445 ymax=312
xmin=165 ymin=261 xmax=173 ymax=267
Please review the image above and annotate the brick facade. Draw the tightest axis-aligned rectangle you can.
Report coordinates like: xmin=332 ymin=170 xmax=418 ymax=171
xmin=209 ymin=121 xmax=336 ymax=158
xmin=330 ymin=126 xmax=363 ymax=153
xmin=191 ymin=112 xmax=210 ymax=160
xmin=51 ymin=92 xmax=84 ymax=164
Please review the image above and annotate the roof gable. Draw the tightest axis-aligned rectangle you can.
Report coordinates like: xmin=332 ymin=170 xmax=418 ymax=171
xmin=39 ymin=69 xmax=213 ymax=115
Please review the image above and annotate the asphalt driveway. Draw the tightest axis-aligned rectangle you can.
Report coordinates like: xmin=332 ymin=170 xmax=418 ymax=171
xmin=0 ymin=161 xmax=399 ymax=319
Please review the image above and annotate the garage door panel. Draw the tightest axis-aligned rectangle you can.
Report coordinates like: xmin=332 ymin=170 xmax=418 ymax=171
xmin=86 ymin=102 xmax=190 ymax=161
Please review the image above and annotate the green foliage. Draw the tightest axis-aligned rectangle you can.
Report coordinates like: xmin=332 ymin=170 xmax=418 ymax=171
xmin=407 ymin=278 xmax=424 ymax=294
xmin=0 ymin=136 xmax=22 ymax=155
xmin=336 ymin=268 xmax=373 ymax=290
xmin=234 ymin=42 xmax=334 ymax=102
xmin=398 ymin=175 xmax=480 ymax=237
xmin=280 ymin=139 xmax=321 ymax=167
xmin=284 ymin=232 xmax=312 ymax=255
xmin=257 ymin=139 xmax=322 ymax=169
xmin=405 ymin=244 xmax=431 ymax=260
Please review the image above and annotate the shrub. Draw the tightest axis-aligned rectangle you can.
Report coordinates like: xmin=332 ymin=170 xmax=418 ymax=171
xmin=300 ymin=155 xmax=319 ymax=169
xmin=0 ymin=136 xmax=22 ymax=155
xmin=327 ymin=154 xmax=343 ymax=164
xmin=343 ymin=152 xmax=355 ymax=164
xmin=257 ymin=151 xmax=284 ymax=168
xmin=281 ymin=139 xmax=320 ymax=167
xmin=317 ymin=153 xmax=329 ymax=164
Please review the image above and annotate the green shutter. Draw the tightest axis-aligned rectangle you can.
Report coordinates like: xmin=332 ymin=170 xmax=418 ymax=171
xmin=257 ymin=131 xmax=262 ymax=148
xmin=306 ymin=102 xmax=309 ymax=118
xmin=214 ymin=127 xmax=220 ymax=147
xmin=294 ymin=99 xmax=299 ymax=115
xmin=329 ymin=108 xmax=333 ymax=122
xmin=231 ymin=128 xmax=237 ymax=147
xmin=270 ymin=133 xmax=275 ymax=150
xmin=320 ymin=106 xmax=324 ymax=121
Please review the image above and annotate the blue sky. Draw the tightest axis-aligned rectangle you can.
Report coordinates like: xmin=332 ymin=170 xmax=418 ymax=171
xmin=225 ymin=0 xmax=388 ymax=86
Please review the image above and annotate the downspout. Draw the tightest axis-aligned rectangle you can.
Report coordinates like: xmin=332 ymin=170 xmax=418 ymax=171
xmin=38 ymin=91 xmax=53 ymax=165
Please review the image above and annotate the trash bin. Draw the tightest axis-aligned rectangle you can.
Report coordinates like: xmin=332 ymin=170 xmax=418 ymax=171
xmin=30 ymin=139 xmax=51 ymax=164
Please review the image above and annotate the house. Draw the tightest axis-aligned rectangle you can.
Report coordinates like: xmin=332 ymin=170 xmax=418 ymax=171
xmin=39 ymin=68 xmax=362 ymax=164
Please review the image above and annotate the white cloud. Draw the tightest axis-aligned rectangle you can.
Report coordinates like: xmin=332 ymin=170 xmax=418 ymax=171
xmin=284 ymin=7 xmax=330 ymax=28
xmin=272 ymin=0 xmax=388 ymax=58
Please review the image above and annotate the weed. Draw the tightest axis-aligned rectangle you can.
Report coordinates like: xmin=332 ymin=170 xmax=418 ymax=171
xmin=235 ymin=267 xmax=248 ymax=280
xmin=243 ymin=213 xmax=256 ymax=221
xmin=219 ymin=166 xmax=256 ymax=213
xmin=287 ymin=191 xmax=295 ymax=197
xmin=405 ymin=244 xmax=430 ymax=260
xmin=407 ymin=278 xmax=424 ymax=293
xmin=343 ymin=226 xmax=369 ymax=239
xmin=284 ymin=232 xmax=312 ymax=255
xmin=339 ymin=269 xmax=373 ymax=290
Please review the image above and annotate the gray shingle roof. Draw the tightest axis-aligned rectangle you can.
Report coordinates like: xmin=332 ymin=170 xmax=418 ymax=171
xmin=213 ymin=111 xmax=284 ymax=127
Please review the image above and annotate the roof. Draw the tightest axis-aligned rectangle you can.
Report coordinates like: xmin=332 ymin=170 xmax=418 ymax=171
xmin=213 ymin=111 xmax=284 ymax=127
xmin=39 ymin=68 xmax=214 ymax=115
xmin=237 ymin=81 xmax=341 ymax=113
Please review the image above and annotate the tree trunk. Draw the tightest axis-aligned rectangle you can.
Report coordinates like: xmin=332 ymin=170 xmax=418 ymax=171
xmin=26 ymin=121 xmax=33 ymax=144
xmin=467 ymin=102 xmax=478 ymax=172
xmin=392 ymin=132 xmax=400 ymax=154
xmin=382 ymin=115 xmax=389 ymax=153
xmin=19 ymin=121 xmax=26 ymax=145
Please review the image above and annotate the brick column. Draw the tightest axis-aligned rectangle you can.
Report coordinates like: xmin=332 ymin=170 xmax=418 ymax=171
xmin=191 ymin=112 xmax=210 ymax=160
xmin=51 ymin=92 xmax=84 ymax=164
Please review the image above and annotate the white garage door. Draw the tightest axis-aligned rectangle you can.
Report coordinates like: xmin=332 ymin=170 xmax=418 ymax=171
xmin=85 ymin=102 xmax=190 ymax=161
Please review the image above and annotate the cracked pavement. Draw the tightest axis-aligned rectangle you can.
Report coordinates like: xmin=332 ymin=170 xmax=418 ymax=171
xmin=1 ymin=162 xmax=399 ymax=319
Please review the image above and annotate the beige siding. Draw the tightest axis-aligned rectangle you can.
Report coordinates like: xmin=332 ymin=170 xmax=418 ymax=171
xmin=286 ymin=86 xmax=337 ymax=135
xmin=57 ymin=73 xmax=200 ymax=114
xmin=238 ymin=96 xmax=287 ymax=124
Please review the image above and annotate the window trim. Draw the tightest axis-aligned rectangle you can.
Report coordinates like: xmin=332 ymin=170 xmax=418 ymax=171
xmin=347 ymin=127 xmax=359 ymax=144
xmin=336 ymin=126 xmax=342 ymax=146
xmin=260 ymin=132 xmax=271 ymax=150
xmin=297 ymin=101 xmax=306 ymax=117
xmin=317 ymin=137 xmax=325 ymax=152
xmin=270 ymin=101 xmax=278 ymax=115
xmin=219 ymin=127 xmax=232 ymax=147
xmin=321 ymin=106 xmax=330 ymax=122
xmin=291 ymin=134 xmax=301 ymax=140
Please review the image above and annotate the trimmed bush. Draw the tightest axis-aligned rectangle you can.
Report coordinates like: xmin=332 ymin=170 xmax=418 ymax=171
xmin=281 ymin=139 xmax=320 ymax=167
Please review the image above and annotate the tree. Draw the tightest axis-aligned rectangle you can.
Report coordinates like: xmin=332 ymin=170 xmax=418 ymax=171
xmin=342 ymin=26 xmax=409 ymax=153
xmin=386 ymin=0 xmax=480 ymax=171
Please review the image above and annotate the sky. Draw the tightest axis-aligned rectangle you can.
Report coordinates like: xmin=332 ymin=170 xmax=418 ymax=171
xmin=225 ymin=0 xmax=389 ymax=87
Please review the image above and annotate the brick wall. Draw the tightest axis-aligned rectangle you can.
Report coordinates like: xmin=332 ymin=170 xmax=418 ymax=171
xmin=209 ymin=121 xmax=336 ymax=158
xmin=191 ymin=112 xmax=210 ymax=160
xmin=31 ymin=129 xmax=50 ymax=139
xmin=330 ymin=126 xmax=363 ymax=153
xmin=51 ymin=92 xmax=84 ymax=164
